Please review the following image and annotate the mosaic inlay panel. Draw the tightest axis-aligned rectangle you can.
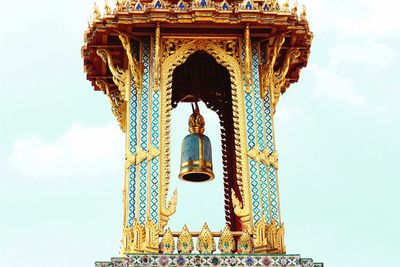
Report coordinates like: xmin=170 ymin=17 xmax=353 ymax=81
xmin=95 ymin=254 xmax=323 ymax=267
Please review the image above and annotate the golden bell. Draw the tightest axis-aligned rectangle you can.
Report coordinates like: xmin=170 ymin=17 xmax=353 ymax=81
xmin=179 ymin=103 xmax=214 ymax=182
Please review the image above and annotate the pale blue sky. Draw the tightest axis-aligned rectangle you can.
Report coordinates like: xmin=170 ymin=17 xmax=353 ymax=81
xmin=1 ymin=0 xmax=399 ymax=266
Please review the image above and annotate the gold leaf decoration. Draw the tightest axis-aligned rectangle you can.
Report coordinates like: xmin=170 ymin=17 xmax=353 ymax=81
xmin=218 ymin=225 xmax=235 ymax=254
xmin=160 ymin=228 xmax=175 ymax=254
xmin=237 ymin=227 xmax=253 ymax=254
xmin=177 ymin=225 xmax=193 ymax=254
xmin=196 ymin=223 xmax=216 ymax=254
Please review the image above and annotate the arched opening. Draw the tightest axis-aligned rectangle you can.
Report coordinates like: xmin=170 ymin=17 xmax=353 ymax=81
xmin=168 ymin=51 xmax=242 ymax=232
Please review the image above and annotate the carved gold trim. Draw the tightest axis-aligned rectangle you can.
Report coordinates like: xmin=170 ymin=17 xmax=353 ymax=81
xmin=159 ymin=38 xmax=252 ymax=232
xmin=154 ymin=23 xmax=161 ymax=91
xmin=244 ymin=24 xmax=252 ymax=90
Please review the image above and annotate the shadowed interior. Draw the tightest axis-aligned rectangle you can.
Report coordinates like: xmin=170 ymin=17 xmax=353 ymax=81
xmin=172 ymin=51 xmax=242 ymax=231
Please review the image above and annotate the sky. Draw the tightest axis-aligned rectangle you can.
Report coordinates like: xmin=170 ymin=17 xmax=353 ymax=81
xmin=0 ymin=0 xmax=399 ymax=266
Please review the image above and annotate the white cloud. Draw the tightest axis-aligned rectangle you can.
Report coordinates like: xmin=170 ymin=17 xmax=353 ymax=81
xmin=9 ymin=122 xmax=124 ymax=179
xmin=302 ymin=0 xmax=400 ymax=39
xmin=310 ymin=64 xmax=365 ymax=107
xmin=329 ymin=43 xmax=396 ymax=68
xmin=275 ymin=106 xmax=304 ymax=121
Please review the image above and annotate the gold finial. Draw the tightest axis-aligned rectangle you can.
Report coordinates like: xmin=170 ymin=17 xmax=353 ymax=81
xmin=300 ymin=5 xmax=307 ymax=21
xmin=93 ymin=2 xmax=101 ymax=20
xmin=282 ymin=0 xmax=289 ymax=12
xmin=116 ymin=0 xmax=127 ymax=11
xmin=104 ymin=0 xmax=112 ymax=15
xmin=188 ymin=102 xmax=205 ymax=134
xmin=291 ymin=0 xmax=298 ymax=16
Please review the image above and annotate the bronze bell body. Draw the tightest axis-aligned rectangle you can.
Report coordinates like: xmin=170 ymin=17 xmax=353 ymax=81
xmin=179 ymin=103 xmax=214 ymax=182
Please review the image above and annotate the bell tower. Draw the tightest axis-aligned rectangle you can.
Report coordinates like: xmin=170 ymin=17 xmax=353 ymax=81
xmin=82 ymin=0 xmax=323 ymax=266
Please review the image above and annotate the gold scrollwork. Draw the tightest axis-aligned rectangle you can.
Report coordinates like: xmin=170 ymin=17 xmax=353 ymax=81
xmin=159 ymin=38 xmax=252 ymax=233
xmin=196 ymin=223 xmax=216 ymax=254
xmin=159 ymin=188 xmax=177 ymax=234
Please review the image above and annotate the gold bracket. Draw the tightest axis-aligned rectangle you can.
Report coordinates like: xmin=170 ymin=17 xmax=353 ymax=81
xmin=119 ymin=34 xmax=143 ymax=96
xmin=259 ymin=34 xmax=301 ymax=113
xmin=95 ymin=79 xmax=126 ymax=131
xmin=96 ymin=48 xmax=131 ymax=101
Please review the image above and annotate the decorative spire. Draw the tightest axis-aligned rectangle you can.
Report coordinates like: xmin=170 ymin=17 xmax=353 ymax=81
xmin=282 ymin=0 xmax=289 ymax=12
xmin=291 ymin=0 xmax=298 ymax=16
xmin=300 ymin=5 xmax=307 ymax=21
xmin=104 ymin=0 xmax=112 ymax=15
xmin=93 ymin=2 xmax=101 ymax=20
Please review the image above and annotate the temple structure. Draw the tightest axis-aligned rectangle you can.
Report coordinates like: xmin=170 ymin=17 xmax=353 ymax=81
xmin=82 ymin=0 xmax=323 ymax=265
